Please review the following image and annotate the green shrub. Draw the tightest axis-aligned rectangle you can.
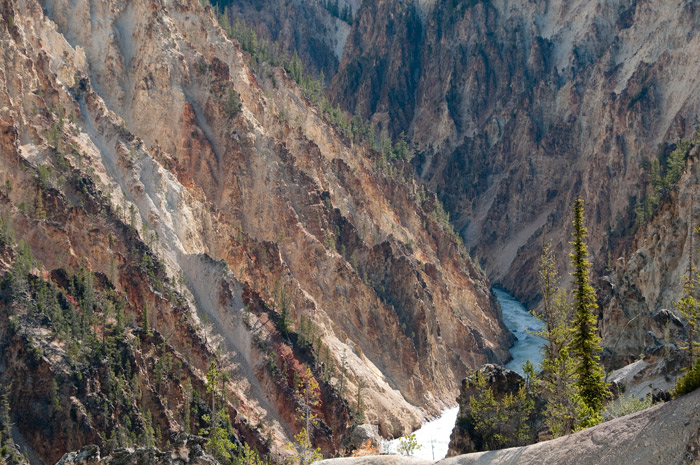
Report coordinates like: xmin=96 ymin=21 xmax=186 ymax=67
xmin=602 ymin=393 xmax=653 ymax=421
xmin=397 ymin=433 xmax=420 ymax=456
xmin=467 ymin=370 xmax=535 ymax=450
xmin=673 ymin=358 xmax=700 ymax=398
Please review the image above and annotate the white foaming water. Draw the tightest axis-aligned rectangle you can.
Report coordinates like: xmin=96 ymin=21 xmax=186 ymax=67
xmin=384 ymin=407 xmax=459 ymax=460
xmin=386 ymin=288 xmax=544 ymax=459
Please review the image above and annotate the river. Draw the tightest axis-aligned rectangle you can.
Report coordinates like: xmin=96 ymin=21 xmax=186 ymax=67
xmin=384 ymin=288 xmax=544 ymax=459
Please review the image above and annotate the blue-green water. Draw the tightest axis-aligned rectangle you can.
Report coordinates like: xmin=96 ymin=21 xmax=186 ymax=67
xmin=494 ymin=287 xmax=545 ymax=375
xmin=386 ymin=288 xmax=544 ymax=459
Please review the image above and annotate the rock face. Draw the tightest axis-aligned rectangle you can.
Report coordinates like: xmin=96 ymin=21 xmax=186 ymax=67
xmin=220 ymin=0 xmax=353 ymax=80
xmin=338 ymin=425 xmax=382 ymax=457
xmin=316 ymin=387 xmax=700 ymax=465
xmin=240 ymin=0 xmax=700 ymax=377
xmin=0 ymin=0 xmax=514 ymax=461
xmin=328 ymin=0 xmax=700 ymax=309
xmin=599 ymin=147 xmax=700 ymax=368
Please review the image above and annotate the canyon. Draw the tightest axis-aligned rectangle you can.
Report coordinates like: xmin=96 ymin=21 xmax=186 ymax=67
xmin=1 ymin=0 xmax=700 ymax=463
xmin=330 ymin=0 xmax=700 ymax=315
xmin=229 ymin=0 xmax=700 ymax=370
xmin=0 ymin=0 xmax=517 ymax=462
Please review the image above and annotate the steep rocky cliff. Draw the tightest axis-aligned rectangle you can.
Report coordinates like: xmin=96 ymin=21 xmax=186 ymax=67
xmin=219 ymin=0 xmax=354 ymax=81
xmin=217 ymin=0 xmax=700 ymax=388
xmin=598 ymin=145 xmax=700 ymax=368
xmin=0 ymin=0 xmax=514 ymax=462
xmin=329 ymin=0 xmax=700 ymax=308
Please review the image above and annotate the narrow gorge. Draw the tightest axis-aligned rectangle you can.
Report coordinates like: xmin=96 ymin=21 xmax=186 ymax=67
xmin=1 ymin=0 xmax=699 ymax=464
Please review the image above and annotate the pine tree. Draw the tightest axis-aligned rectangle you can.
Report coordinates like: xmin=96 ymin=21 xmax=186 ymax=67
xmin=672 ymin=225 xmax=700 ymax=397
xmin=206 ymin=360 xmax=221 ymax=430
xmin=664 ymin=140 xmax=692 ymax=187
xmin=539 ymin=239 xmax=560 ymax=362
xmin=141 ymin=304 xmax=151 ymax=336
xmin=569 ymin=199 xmax=608 ymax=416
xmin=536 ymin=241 xmax=581 ymax=436
xmin=675 ymin=225 xmax=700 ymax=368
xmin=284 ymin=367 xmax=322 ymax=465
xmin=202 ymin=360 xmax=236 ymax=462
xmin=676 ymin=274 xmax=699 ymax=368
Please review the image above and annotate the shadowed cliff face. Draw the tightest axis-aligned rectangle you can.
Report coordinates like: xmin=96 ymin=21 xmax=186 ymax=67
xmin=329 ymin=0 xmax=700 ymax=307
xmin=329 ymin=0 xmax=423 ymax=136
xmin=218 ymin=0 xmax=350 ymax=81
xmin=598 ymin=147 xmax=700 ymax=369
xmin=0 ymin=0 xmax=514 ymax=460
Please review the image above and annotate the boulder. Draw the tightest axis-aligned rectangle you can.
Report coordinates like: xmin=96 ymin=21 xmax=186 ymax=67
xmin=340 ymin=424 xmax=383 ymax=456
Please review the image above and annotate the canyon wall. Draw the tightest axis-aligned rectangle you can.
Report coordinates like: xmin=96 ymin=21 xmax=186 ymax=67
xmin=329 ymin=0 xmax=700 ymax=310
xmin=0 ymin=0 xmax=514 ymax=461
xmin=599 ymin=146 xmax=700 ymax=368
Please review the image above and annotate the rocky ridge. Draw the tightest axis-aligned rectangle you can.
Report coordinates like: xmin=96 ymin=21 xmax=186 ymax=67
xmin=55 ymin=435 xmax=218 ymax=465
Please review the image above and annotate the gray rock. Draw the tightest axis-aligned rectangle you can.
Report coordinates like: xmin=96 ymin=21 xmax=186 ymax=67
xmin=316 ymin=387 xmax=700 ymax=465
xmin=57 ymin=445 xmax=100 ymax=465
xmin=340 ymin=424 xmax=383 ymax=456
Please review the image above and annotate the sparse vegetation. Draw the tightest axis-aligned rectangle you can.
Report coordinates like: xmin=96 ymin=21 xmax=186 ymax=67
xmin=602 ymin=393 xmax=653 ymax=421
xmin=635 ymin=129 xmax=699 ymax=226
xmin=397 ymin=433 xmax=420 ymax=456
xmin=672 ymin=226 xmax=700 ymax=397
xmin=0 ymin=385 xmax=27 ymax=465
xmin=201 ymin=361 xmax=237 ymax=464
xmin=675 ymin=272 xmax=700 ymax=371
xmin=284 ymin=367 xmax=323 ymax=465
xmin=321 ymin=0 xmax=353 ymax=25
xmin=225 ymin=87 xmax=242 ymax=117
xmin=673 ymin=358 xmax=700 ymax=397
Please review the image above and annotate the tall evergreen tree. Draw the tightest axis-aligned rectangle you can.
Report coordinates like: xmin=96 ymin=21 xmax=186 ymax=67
xmin=569 ymin=199 xmax=608 ymax=415
xmin=536 ymin=241 xmax=580 ymax=436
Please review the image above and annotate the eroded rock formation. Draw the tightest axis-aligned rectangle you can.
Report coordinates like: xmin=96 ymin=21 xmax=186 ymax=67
xmin=329 ymin=0 xmax=700 ymax=310
xmin=599 ymin=147 xmax=700 ymax=368
xmin=0 ymin=0 xmax=514 ymax=461
xmin=55 ymin=435 xmax=218 ymax=465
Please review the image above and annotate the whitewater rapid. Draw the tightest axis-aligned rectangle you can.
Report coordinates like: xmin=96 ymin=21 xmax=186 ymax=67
xmin=385 ymin=288 xmax=544 ymax=459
